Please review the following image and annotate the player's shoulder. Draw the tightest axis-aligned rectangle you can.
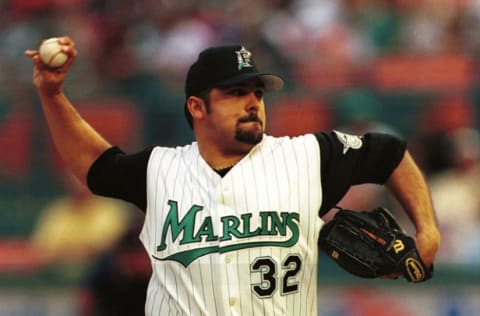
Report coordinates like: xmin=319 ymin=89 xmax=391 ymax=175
xmin=150 ymin=142 xmax=196 ymax=155
xmin=263 ymin=133 xmax=319 ymax=147
xmin=259 ymin=134 xmax=321 ymax=160
xmin=148 ymin=142 xmax=199 ymax=166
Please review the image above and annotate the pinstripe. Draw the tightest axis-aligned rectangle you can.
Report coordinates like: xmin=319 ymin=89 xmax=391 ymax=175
xmin=159 ymin=150 xmax=178 ymax=315
xmin=246 ymin=158 xmax=258 ymax=316
xmin=261 ymin=145 xmax=280 ymax=315
xmin=170 ymin=156 xmax=182 ymax=314
xmin=229 ymin=171 xmax=242 ymax=316
xmin=183 ymin=150 xmax=195 ymax=316
xmin=193 ymin=156 xmax=207 ymax=316
xmin=292 ymin=138 xmax=302 ymax=316
xmin=207 ymin=166 xmax=221 ymax=316
xmin=140 ymin=135 xmax=323 ymax=315
xmin=279 ymin=139 xmax=297 ymax=315
xmin=297 ymin=137 xmax=309 ymax=316
xmin=147 ymin=148 xmax=168 ymax=315
xmin=277 ymin=139 xmax=300 ymax=313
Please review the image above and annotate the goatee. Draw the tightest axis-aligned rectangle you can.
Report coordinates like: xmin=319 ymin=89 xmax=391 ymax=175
xmin=235 ymin=129 xmax=263 ymax=145
xmin=236 ymin=113 xmax=263 ymax=145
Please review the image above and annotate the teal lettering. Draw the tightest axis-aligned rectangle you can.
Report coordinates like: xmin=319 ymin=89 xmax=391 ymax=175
xmin=157 ymin=200 xmax=204 ymax=251
xmin=241 ymin=213 xmax=261 ymax=237
xmin=193 ymin=216 xmax=218 ymax=242
xmin=220 ymin=215 xmax=242 ymax=241
xmin=154 ymin=202 xmax=301 ymax=267
xmin=270 ymin=212 xmax=289 ymax=235
xmin=259 ymin=212 xmax=275 ymax=235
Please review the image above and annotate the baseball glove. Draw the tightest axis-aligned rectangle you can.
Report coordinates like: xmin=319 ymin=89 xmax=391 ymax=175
xmin=319 ymin=207 xmax=433 ymax=282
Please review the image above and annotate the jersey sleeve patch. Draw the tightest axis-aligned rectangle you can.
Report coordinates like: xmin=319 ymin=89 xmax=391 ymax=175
xmin=333 ymin=130 xmax=363 ymax=154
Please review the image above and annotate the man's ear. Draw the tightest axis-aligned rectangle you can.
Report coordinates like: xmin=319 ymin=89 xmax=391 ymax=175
xmin=186 ymin=96 xmax=207 ymax=122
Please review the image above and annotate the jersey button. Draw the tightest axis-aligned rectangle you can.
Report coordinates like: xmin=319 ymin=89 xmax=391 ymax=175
xmin=225 ymin=256 xmax=231 ymax=264
xmin=229 ymin=297 xmax=237 ymax=306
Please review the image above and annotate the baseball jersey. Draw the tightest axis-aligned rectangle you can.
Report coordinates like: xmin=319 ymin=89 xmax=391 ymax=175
xmin=88 ymin=131 xmax=406 ymax=316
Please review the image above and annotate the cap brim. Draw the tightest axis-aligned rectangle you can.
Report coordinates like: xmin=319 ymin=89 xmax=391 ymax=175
xmin=215 ymin=73 xmax=284 ymax=92
xmin=258 ymin=74 xmax=284 ymax=92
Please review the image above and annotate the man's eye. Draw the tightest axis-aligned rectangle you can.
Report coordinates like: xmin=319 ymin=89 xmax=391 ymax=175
xmin=230 ymin=88 xmax=248 ymax=96
xmin=226 ymin=87 xmax=264 ymax=98
xmin=254 ymin=89 xmax=264 ymax=99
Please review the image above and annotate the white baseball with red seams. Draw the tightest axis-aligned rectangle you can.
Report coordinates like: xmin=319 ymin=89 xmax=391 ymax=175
xmin=39 ymin=38 xmax=68 ymax=68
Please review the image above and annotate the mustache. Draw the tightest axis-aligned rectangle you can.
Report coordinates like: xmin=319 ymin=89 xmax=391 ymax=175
xmin=238 ymin=113 xmax=262 ymax=124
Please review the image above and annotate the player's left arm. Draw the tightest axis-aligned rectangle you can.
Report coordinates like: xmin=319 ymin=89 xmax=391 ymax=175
xmin=386 ymin=150 xmax=440 ymax=267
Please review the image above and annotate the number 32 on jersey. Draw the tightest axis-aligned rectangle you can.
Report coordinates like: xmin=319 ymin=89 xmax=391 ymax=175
xmin=251 ymin=254 xmax=302 ymax=298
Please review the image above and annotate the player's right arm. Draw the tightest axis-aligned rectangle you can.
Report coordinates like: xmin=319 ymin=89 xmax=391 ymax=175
xmin=25 ymin=36 xmax=112 ymax=185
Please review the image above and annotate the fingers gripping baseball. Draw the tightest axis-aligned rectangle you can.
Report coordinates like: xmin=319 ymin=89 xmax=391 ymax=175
xmin=25 ymin=36 xmax=77 ymax=96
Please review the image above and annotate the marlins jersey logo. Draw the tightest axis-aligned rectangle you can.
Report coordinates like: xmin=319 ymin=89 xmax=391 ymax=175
xmin=153 ymin=200 xmax=300 ymax=267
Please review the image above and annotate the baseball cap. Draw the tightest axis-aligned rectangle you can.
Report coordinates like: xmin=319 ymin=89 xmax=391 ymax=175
xmin=185 ymin=45 xmax=284 ymax=98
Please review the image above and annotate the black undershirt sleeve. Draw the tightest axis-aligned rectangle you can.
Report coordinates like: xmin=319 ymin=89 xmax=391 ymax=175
xmin=86 ymin=132 xmax=405 ymax=215
xmin=315 ymin=131 xmax=406 ymax=217
xmin=87 ymin=146 xmax=154 ymax=212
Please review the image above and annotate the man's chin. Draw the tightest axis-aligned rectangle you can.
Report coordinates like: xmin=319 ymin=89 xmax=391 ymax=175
xmin=235 ymin=129 xmax=263 ymax=145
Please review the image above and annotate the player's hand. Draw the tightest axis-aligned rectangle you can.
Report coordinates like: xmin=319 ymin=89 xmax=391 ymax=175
xmin=414 ymin=227 xmax=440 ymax=268
xmin=381 ymin=228 xmax=439 ymax=281
xmin=24 ymin=36 xmax=77 ymax=97
xmin=381 ymin=230 xmax=439 ymax=281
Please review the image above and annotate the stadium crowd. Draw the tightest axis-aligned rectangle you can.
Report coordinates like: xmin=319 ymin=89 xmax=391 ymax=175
xmin=1 ymin=0 xmax=479 ymax=273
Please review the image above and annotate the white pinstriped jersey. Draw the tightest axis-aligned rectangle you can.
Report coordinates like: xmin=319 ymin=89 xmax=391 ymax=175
xmin=140 ymin=134 xmax=324 ymax=316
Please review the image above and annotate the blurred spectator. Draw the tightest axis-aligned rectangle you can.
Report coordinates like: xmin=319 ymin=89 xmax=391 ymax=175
xmin=395 ymin=0 xmax=465 ymax=54
xmin=343 ymin=0 xmax=401 ymax=55
xmin=266 ymin=0 xmax=366 ymax=91
xmin=429 ymin=128 xmax=480 ymax=264
xmin=266 ymin=93 xmax=333 ymax=137
xmin=333 ymin=88 xmax=400 ymax=135
xmin=461 ymin=0 xmax=480 ymax=57
xmin=0 ymin=84 xmax=35 ymax=181
xmin=30 ymin=172 xmax=131 ymax=264
xmin=413 ymin=93 xmax=476 ymax=175
xmin=80 ymin=218 xmax=151 ymax=316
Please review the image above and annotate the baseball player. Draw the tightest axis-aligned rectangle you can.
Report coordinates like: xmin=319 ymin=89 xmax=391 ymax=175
xmin=25 ymin=37 xmax=440 ymax=316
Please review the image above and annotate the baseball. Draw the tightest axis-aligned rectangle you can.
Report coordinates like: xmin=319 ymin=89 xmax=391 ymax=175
xmin=39 ymin=38 xmax=68 ymax=68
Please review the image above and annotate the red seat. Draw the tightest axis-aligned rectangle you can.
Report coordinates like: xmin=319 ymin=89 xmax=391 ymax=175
xmin=373 ymin=54 xmax=473 ymax=91
xmin=0 ymin=110 xmax=34 ymax=179
xmin=267 ymin=96 xmax=333 ymax=137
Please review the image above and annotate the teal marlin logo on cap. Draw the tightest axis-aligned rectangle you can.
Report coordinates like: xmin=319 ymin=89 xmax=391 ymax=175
xmin=236 ymin=46 xmax=253 ymax=70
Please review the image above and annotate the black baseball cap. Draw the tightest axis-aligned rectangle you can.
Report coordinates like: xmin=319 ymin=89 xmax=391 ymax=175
xmin=185 ymin=45 xmax=284 ymax=98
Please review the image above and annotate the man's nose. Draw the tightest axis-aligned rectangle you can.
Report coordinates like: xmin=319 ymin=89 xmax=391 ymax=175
xmin=246 ymin=91 xmax=261 ymax=112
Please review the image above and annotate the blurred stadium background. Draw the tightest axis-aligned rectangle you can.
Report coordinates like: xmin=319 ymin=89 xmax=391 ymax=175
xmin=0 ymin=0 xmax=479 ymax=315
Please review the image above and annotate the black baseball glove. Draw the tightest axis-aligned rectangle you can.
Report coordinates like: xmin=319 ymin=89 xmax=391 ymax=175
xmin=319 ymin=207 xmax=433 ymax=282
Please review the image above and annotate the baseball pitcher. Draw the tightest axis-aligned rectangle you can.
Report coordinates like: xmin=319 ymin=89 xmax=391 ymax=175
xmin=25 ymin=37 xmax=440 ymax=316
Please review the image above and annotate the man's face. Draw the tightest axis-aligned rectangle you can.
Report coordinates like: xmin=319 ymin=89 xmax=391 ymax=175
xmin=205 ymin=79 xmax=266 ymax=149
